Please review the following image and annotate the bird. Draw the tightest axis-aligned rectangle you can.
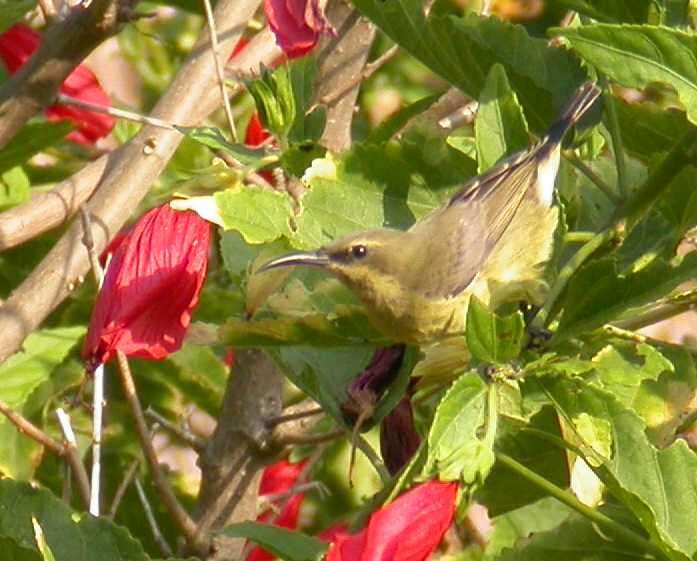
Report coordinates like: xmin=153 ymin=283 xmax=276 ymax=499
xmin=257 ymin=82 xmax=602 ymax=344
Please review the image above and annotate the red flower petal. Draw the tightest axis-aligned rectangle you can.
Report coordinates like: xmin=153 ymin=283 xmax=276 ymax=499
xmin=264 ymin=0 xmax=325 ymax=58
xmin=0 ymin=23 xmax=114 ymax=144
xmin=323 ymin=482 xmax=456 ymax=561
xmin=318 ymin=523 xmax=350 ymax=543
xmin=82 ymin=205 xmax=210 ymax=367
xmin=0 ymin=23 xmax=37 ymax=72
xmin=245 ymin=460 xmax=308 ymax=561
xmin=361 ymin=481 xmax=457 ymax=561
xmin=244 ymin=113 xmax=275 ymax=184
xmin=327 ymin=529 xmax=368 ymax=561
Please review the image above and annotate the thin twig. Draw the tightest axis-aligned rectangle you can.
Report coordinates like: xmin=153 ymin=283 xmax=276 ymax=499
xmin=90 ymin=363 xmax=105 ymax=516
xmin=115 ymin=351 xmax=199 ymax=546
xmin=57 ymin=94 xmax=178 ymax=131
xmin=279 ymin=429 xmax=343 ymax=446
xmin=265 ymin=406 xmax=324 ymax=428
xmin=144 ymin=407 xmax=205 ymax=451
xmin=0 ymin=400 xmax=63 ymax=454
xmin=135 ymin=479 xmax=174 ymax=557
xmin=56 ymin=408 xmax=91 ymax=510
xmin=201 ymin=0 xmax=237 ymax=141
xmin=108 ymin=458 xmax=141 ymax=519
xmin=38 ymin=0 xmax=58 ymax=20
xmin=564 ymin=151 xmax=619 ymax=205
xmin=0 ymin=400 xmax=91 ymax=508
xmin=320 ymin=45 xmax=399 ymax=107
xmin=79 ymin=207 xmax=105 ymax=287
xmin=351 ymin=432 xmax=391 ymax=484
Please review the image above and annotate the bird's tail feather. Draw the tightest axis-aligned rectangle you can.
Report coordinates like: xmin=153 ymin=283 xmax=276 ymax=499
xmin=545 ymin=82 xmax=602 ymax=145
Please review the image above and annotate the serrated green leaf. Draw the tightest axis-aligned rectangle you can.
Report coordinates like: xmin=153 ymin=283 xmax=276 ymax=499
xmin=220 ymin=522 xmax=327 ymax=561
xmin=475 ymin=64 xmax=529 ymax=173
xmin=0 ymin=327 xmax=85 ymax=479
xmin=0 ymin=122 xmax=74 ymax=175
xmin=552 ymin=24 xmax=697 ymax=125
xmin=352 ymin=0 xmax=585 ymax=131
xmin=0 ymin=479 xmax=161 ymax=561
xmin=215 ymin=188 xmax=293 ymax=244
xmin=466 ymin=297 xmax=525 ymax=364
xmin=424 ymin=373 xmax=495 ymax=485
xmin=555 ymin=252 xmax=697 ymax=340
xmin=544 ymin=377 xmax=697 ymax=561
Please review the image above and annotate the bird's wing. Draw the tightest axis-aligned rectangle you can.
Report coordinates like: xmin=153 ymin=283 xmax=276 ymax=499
xmin=410 ymin=149 xmax=540 ymax=299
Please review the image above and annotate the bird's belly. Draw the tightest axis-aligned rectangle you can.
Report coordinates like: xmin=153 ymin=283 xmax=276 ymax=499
xmin=365 ymin=293 xmax=469 ymax=345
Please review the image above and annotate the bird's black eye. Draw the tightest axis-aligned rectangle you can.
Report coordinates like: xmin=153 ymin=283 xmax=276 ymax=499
xmin=351 ymin=244 xmax=368 ymax=259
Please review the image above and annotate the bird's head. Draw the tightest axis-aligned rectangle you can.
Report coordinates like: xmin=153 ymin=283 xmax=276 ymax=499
xmin=256 ymin=229 xmax=411 ymax=297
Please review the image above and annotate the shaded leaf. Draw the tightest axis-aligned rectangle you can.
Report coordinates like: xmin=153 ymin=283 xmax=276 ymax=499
xmin=553 ymin=24 xmax=697 ymax=125
xmin=178 ymin=126 xmax=275 ymax=170
xmin=352 ymin=0 xmax=585 ymax=131
xmin=0 ymin=122 xmax=73 ymax=175
xmin=220 ymin=522 xmax=327 ymax=561
xmin=367 ymin=94 xmax=440 ymax=144
xmin=466 ymin=296 xmax=525 ymax=364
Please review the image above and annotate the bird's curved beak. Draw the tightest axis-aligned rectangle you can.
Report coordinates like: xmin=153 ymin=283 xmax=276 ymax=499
xmin=256 ymin=250 xmax=331 ymax=273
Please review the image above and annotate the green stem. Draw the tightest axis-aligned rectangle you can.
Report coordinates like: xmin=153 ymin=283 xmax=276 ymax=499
xmin=613 ymin=288 xmax=697 ymax=331
xmin=484 ymin=383 xmax=498 ymax=450
xmin=495 ymin=452 xmax=668 ymax=559
xmin=601 ymin=77 xmax=628 ymax=200
xmin=564 ymin=231 xmax=596 ymax=243
xmin=564 ymin=151 xmax=619 ymax=205
xmin=534 ymin=228 xmax=617 ymax=328
xmin=620 ymin=126 xmax=697 ymax=225
xmin=353 ymin=433 xmax=391 ymax=484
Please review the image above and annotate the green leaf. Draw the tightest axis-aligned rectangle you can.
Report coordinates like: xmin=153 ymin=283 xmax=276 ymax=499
xmin=352 ymin=0 xmax=585 ymax=131
xmin=496 ymin=511 xmax=650 ymax=561
xmin=475 ymin=64 xmax=529 ymax=173
xmin=615 ymin=101 xmax=691 ymax=161
xmin=0 ymin=122 xmax=74 ymax=175
xmin=544 ymin=377 xmax=697 ymax=561
xmin=466 ymin=297 xmax=525 ymax=364
xmin=0 ymin=479 xmax=162 ymax=561
xmin=0 ymin=166 xmax=30 ymax=211
xmin=0 ymin=327 xmax=85 ymax=479
xmin=552 ymin=24 xmax=697 ymax=125
xmin=220 ymin=522 xmax=327 ymax=561
xmin=177 ymin=126 xmax=274 ymax=170
xmin=424 ymin=373 xmax=495 ymax=485
xmin=215 ymin=187 xmax=293 ymax=244
xmin=288 ymin=56 xmax=324 ymax=142
xmin=555 ymin=252 xmax=697 ymax=340
xmin=585 ymin=0 xmax=652 ymax=23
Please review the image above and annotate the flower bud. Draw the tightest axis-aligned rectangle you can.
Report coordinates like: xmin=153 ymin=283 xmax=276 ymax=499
xmin=380 ymin=396 xmax=421 ymax=475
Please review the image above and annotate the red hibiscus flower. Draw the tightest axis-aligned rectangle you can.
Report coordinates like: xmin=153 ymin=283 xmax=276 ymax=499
xmin=0 ymin=23 xmax=114 ymax=145
xmin=82 ymin=204 xmax=211 ymax=369
xmin=246 ymin=460 xmax=308 ymax=561
xmin=264 ymin=0 xmax=332 ymax=58
xmin=326 ymin=481 xmax=457 ymax=561
xmin=244 ymin=112 xmax=276 ymax=184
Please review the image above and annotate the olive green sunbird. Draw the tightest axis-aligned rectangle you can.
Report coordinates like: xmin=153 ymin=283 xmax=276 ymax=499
xmin=258 ymin=82 xmax=602 ymax=344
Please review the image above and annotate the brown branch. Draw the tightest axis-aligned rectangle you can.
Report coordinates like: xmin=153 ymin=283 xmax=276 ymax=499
xmin=107 ymin=457 xmax=141 ymax=519
xmin=145 ymin=407 xmax=205 ymax=452
xmin=0 ymin=0 xmax=126 ymax=150
xmin=0 ymin=0 xmax=263 ymax=364
xmin=193 ymin=349 xmax=283 ymax=561
xmin=314 ymin=2 xmax=376 ymax=151
xmin=0 ymin=27 xmax=277 ymax=254
xmin=0 ymin=400 xmax=91 ymax=508
xmin=115 ymin=351 xmax=200 ymax=548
